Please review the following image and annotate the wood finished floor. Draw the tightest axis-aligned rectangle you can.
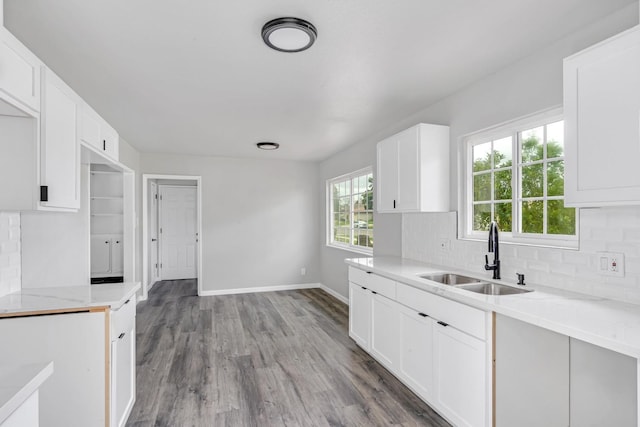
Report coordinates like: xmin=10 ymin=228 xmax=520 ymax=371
xmin=126 ymin=280 xmax=451 ymax=427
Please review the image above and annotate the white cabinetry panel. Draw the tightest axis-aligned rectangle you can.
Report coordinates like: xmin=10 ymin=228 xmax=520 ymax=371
xmin=0 ymin=27 xmax=40 ymax=114
xmin=564 ymin=26 xmax=640 ymax=206
xmin=110 ymin=297 xmax=136 ymax=427
xmin=370 ymin=293 xmax=401 ymax=370
xmin=40 ymin=68 xmax=79 ymax=210
xmin=376 ymin=123 xmax=449 ymax=213
xmin=398 ymin=303 xmax=434 ymax=401
xmin=0 ymin=311 xmax=106 ymax=427
xmin=348 ymin=282 xmax=371 ymax=350
xmin=434 ymin=322 xmax=486 ymax=427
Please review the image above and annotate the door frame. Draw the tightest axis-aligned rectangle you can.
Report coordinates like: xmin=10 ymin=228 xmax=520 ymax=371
xmin=142 ymin=174 xmax=203 ymax=299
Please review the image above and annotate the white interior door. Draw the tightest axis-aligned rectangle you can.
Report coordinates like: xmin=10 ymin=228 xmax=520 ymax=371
xmin=159 ymin=185 xmax=197 ymax=280
xmin=149 ymin=182 xmax=160 ymax=283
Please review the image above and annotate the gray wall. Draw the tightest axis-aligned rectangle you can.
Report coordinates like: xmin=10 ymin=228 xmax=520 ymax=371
xmin=140 ymin=153 xmax=321 ymax=293
xmin=318 ymin=135 xmax=403 ymax=298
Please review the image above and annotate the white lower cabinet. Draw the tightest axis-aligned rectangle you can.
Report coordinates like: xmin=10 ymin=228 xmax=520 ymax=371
xmin=398 ymin=304 xmax=434 ymax=401
xmin=0 ymin=311 xmax=107 ymax=427
xmin=348 ymin=282 xmax=371 ymax=350
xmin=433 ymin=321 xmax=486 ymax=427
xmin=370 ymin=293 xmax=401 ymax=370
xmin=110 ymin=297 xmax=137 ymax=427
xmin=348 ymin=267 xmax=491 ymax=427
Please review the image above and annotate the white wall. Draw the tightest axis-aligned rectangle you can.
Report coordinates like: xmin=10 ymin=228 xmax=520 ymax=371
xmin=118 ymin=138 xmax=142 ymax=283
xmin=21 ymin=165 xmax=90 ymax=287
xmin=319 ymin=3 xmax=639 ymax=300
xmin=140 ymin=153 xmax=320 ymax=293
xmin=0 ymin=212 xmax=20 ymax=296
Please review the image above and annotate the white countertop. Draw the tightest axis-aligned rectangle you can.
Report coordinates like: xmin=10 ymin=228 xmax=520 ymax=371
xmin=346 ymin=257 xmax=640 ymax=358
xmin=0 ymin=362 xmax=53 ymax=424
xmin=0 ymin=282 xmax=141 ymax=316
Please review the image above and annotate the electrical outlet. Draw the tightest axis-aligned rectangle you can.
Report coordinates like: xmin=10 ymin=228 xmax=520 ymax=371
xmin=438 ymin=238 xmax=450 ymax=252
xmin=300 ymin=267 xmax=306 ymax=276
xmin=596 ymin=252 xmax=624 ymax=277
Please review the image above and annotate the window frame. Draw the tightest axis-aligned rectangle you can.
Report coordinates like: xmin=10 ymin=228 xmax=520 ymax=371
xmin=461 ymin=107 xmax=579 ymax=249
xmin=326 ymin=167 xmax=374 ymax=255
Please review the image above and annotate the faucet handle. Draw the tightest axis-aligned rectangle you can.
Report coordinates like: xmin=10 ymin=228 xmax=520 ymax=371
xmin=516 ymin=273 xmax=526 ymax=286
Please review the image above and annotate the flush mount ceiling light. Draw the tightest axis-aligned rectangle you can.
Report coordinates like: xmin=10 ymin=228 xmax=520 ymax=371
xmin=256 ymin=142 xmax=280 ymax=150
xmin=261 ymin=17 xmax=317 ymax=52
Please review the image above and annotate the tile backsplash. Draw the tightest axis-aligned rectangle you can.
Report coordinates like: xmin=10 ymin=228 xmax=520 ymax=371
xmin=402 ymin=207 xmax=640 ymax=305
xmin=0 ymin=212 xmax=21 ymax=297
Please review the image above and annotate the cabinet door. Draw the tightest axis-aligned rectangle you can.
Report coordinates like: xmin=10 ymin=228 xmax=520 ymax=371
xmin=376 ymin=137 xmax=398 ymax=212
xmin=80 ymin=107 xmax=102 ymax=148
xmin=398 ymin=304 xmax=434 ymax=401
xmin=433 ymin=322 xmax=486 ymax=427
xmin=111 ymin=322 xmax=135 ymax=427
xmin=349 ymin=282 xmax=371 ymax=350
xmin=91 ymin=236 xmax=112 ymax=274
xmin=111 ymin=237 xmax=123 ymax=275
xmin=396 ymin=127 xmax=420 ymax=211
xmin=370 ymin=293 xmax=401 ymax=370
xmin=564 ymin=27 xmax=640 ymax=206
xmin=102 ymin=124 xmax=119 ymax=161
xmin=40 ymin=68 xmax=80 ymax=210
xmin=0 ymin=27 xmax=40 ymax=114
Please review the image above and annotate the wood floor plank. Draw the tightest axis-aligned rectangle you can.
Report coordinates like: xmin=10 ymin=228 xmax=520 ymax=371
xmin=126 ymin=280 xmax=451 ymax=427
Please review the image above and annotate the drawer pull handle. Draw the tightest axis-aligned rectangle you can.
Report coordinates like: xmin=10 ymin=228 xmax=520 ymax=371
xmin=124 ymin=299 xmax=130 ymax=305
xmin=371 ymin=291 xmax=377 ymax=295
xmin=118 ymin=332 xmax=125 ymax=339
xmin=418 ymin=312 xmax=428 ymax=317
xmin=361 ymin=287 xmax=367 ymax=290
xmin=437 ymin=321 xmax=449 ymax=327
xmin=366 ymin=271 xmax=372 ymax=274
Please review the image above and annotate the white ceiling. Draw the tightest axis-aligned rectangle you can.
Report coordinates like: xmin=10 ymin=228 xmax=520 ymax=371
xmin=3 ymin=0 xmax=636 ymax=161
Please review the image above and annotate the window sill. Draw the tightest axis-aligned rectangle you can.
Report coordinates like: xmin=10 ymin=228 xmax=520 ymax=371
xmin=459 ymin=236 xmax=579 ymax=251
xmin=326 ymin=243 xmax=373 ymax=256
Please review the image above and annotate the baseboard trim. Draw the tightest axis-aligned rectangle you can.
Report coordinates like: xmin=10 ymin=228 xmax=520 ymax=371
xmin=199 ymin=283 xmax=321 ymax=297
xmin=198 ymin=282 xmax=350 ymax=304
xmin=318 ymin=284 xmax=349 ymax=305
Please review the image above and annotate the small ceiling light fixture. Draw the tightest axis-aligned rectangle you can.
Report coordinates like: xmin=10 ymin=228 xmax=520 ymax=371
xmin=256 ymin=142 xmax=280 ymax=150
xmin=262 ymin=17 xmax=317 ymax=52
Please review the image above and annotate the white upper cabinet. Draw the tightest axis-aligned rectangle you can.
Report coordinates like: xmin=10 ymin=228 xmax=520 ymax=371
xmin=80 ymin=104 xmax=119 ymax=161
xmin=376 ymin=123 xmax=450 ymax=213
xmin=40 ymin=67 xmax=80 ymax=210
xmin=0 ymin=27 xmax=41 ymax=115
xmin=564 ymin=26 xmax=640 ymax=207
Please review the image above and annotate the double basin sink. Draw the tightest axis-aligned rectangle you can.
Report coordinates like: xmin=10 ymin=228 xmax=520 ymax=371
xmin=419 ymin=273 xmax=532 ymax=296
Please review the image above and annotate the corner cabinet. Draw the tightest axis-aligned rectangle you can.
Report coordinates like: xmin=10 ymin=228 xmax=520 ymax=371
xmin=348 ymin=266 xmax=492 ymax=427
xmin=376 ymin=123 xmax=450 ymax=213
xmin=564 ymin=25 xmax=640 ymax=207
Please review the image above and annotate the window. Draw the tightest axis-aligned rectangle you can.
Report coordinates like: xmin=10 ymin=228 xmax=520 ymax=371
xmin=464 ymin=109 xmax=577 ymax=247
xmin=328 ymin=168 xmax=374 ymax=253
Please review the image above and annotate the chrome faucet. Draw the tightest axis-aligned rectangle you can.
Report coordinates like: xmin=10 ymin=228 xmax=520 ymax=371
xmin=484 ymin=221 xmax=500 ymax=280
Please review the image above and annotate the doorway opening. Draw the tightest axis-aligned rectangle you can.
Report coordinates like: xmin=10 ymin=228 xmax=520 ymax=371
xmin=142 ymin=174 xmax=202 ymax=299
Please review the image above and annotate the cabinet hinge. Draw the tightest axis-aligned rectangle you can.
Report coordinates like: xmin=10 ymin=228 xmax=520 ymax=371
xmin=160 ymin=227 xmax=163 ymax=234
xmin=155 ymin=194 xmax=158 ymax=200
xmin=40 ymin=186 xmax=48 ymax=202
xmin=160 ymin=263 xmax=163 ymax=268
xmin=155 ymin=263 xmax=158 ymax=269
xmin=160 ymin=195 xmax=163 ymax=201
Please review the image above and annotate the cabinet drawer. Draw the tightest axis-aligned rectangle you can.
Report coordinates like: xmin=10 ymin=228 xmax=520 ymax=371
xmin=397 ymin=283 xmax=486 ymax=340
xmin=348 ymin=267 xmax=396 ymax=299
xmin=110 ymin=296 xmax=136 ymax=338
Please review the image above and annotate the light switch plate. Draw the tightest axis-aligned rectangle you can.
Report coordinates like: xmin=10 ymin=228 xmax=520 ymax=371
xmin=596 ymin=252 xmax=625 ymax=277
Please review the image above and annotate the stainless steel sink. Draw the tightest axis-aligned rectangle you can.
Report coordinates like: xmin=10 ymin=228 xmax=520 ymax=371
xmin=455 ymin=282 xmax=532 ymax=295
xmin=418 ymin=273 xmax=481 ymax=285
